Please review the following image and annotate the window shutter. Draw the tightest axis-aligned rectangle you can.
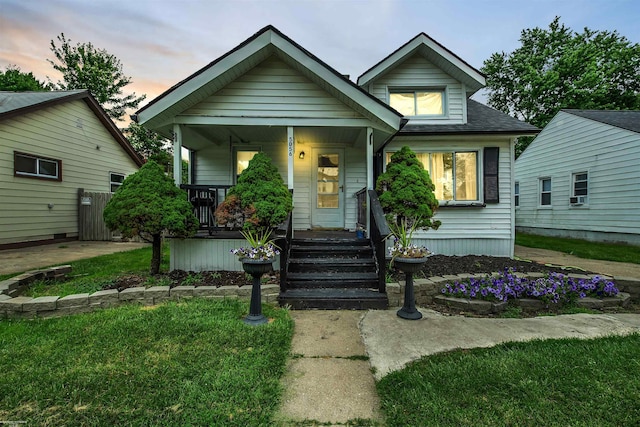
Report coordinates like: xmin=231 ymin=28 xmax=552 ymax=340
xmin=483 ymin=147 xmax=499 ymax=203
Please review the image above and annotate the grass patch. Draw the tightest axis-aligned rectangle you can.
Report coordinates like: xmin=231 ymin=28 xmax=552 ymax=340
xmin=377 ymin=334 xmax=640 ymax=426
xmin=516 ymin=232 xmax=640 ymax=265
xmin=0 ymin=299 xmax=293 ymax=426
xmin=22 ymin=245 xmax=169 ymax=298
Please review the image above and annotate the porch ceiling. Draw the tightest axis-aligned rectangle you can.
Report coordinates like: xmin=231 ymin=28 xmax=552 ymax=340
xmin=182 ymin=125 xmax=367 ymax=151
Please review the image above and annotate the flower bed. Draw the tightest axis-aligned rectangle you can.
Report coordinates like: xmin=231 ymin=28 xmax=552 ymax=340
xmin=441 ymin=269 xmax=619 ymax=305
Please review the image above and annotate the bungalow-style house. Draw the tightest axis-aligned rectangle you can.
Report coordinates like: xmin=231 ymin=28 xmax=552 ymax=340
xmin=515 ymin=109 xmax=640 ymax=246
xmin=0 ymin=90 xmax=143 ymax=248
xmin=135 ymin=26 xmax=537 ymax=308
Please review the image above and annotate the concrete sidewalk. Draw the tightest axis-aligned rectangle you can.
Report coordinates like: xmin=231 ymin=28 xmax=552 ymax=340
xmin=0 ymin=240 xmax=149 ymax=276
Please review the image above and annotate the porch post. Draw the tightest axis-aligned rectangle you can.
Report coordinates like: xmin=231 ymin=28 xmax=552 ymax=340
xmin=366 ymin=127 xmax=374 ymax=238
xmin=287 ymin=126 xmax=294 ymax=190
xmin=173 ymin=124 xmax=183 ymax=186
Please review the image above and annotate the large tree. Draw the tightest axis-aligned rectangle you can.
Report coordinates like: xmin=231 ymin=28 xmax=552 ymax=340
xmin=103 ymin=161 xmax=199 ymax=274
xmin=48 ymin=33 xmax=145 ymax=121
xmin=482 ymin=17 xmax=640 ymax=156
xmin=0 ymin=65 xmax=48 ymax=91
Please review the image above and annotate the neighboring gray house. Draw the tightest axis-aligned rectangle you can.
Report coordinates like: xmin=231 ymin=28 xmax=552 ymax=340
xmin=0 ymin=90 xmax=143 ymax=248
xmin=515 ymin=109 xmax=640 ymax=245
xmin=135 ymin=25 xmax=538 ymax=272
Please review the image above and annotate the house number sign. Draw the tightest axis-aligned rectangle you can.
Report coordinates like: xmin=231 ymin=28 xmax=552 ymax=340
xmin=288 ymin=136 xmax=294 ymax=157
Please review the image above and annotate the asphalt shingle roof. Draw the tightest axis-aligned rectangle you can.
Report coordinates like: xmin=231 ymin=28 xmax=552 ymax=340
xmin=0 ymin=90 xmax=86 ymax=115
xmin=563 ymin=109 xmax=640 ymax=134
xmin=399 ymin=99 xmax=539 ymax=135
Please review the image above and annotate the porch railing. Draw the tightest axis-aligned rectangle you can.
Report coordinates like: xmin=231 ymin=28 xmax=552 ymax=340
xmin=368 ymin=189 xmax=391 ymax=293
xmin=180 ymin=184 xmax=232 ymax=234
xmin=277 ymin=211 xmax=293 ymax=293
xmin=355 ymin=187 xmax=367 ymax=230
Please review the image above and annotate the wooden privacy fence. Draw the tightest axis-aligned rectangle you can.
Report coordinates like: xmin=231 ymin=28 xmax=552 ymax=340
xmin=78 ymin=188 xmax=114 ymax=241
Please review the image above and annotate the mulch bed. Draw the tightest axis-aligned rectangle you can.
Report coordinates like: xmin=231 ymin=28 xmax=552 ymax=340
xmin=105 ymin=255 xmax=590 ymax=292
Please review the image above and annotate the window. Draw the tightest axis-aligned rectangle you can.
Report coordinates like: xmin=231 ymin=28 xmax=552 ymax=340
xmin=540 ymin=178 xmax=551 ymax=206
xmin=386 ymin=151 xmax=478 ymax=202
xmin=110 ymin=172 xmax=125 ymax=192
xmin=514 ymin=181 xmax=520 ymax=207
xmin=572 ymin=172 xmax=588 ymax=201
xmin=14 ymin=151 xmax=61 ymax=181
xmin=236 ymin=150 xmax=259 ymax=181
xmin=389 ymin=89 xmax=444 ymax=116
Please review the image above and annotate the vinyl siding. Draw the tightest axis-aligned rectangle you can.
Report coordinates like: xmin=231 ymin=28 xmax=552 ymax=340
xmin=369 ymin=54 xmax=465 ymax=125
xmin=515 ymin=112 xmax=640 ymax=243
xmin=384 ymin=136 xmax=514 ymax=257
xmin=194 ymin=137 xmax=365 ymax=231
xmin=170 ymin=238 xmax=280 ymax=272
xmin=182 ymin=57 xmax=365 ymax=120
xmin=0 ymin=100 xmax=140 ymax=245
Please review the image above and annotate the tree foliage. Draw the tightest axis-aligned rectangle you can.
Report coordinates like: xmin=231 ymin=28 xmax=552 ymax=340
xmin=103 ymin=161 xmax=199 ymax=274
xmin=48 ymin=33 xmax=145 ymax=121
xmin=482 ymin=17 xmax=640 ymax=156
xmin=375 ymin=146 xmax=440 ymax=231
xmin=0 ymin=65 xmax=48 ymax=91
xmin=215 ymin=152 xmax=292 ymax=230
xmin=124 ymin=122 xmax=171 ymax=165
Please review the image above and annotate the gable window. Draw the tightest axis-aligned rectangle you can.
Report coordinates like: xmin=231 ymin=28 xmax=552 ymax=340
xmin=386 ymin=151 xmax=478 ymax=202
xmin=14 ymin=151 xmax=61 ymax=181
xmin=389 ymin=89 xmax=444 ymax=116
xmin=572 ymin=172 xmax=588 ymax=204
xmin=540 ymin=178 xmax=551 ymax=206
xmin=236 ymin=150 xmax=259 ymax=181
xmin=514 ymin=181 xmax=520 ymax=207
xmin=110 ymin=172 xmax=125 ymax=192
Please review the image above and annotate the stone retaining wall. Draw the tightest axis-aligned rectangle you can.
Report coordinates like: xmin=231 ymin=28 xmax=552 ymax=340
xmin=2 ymin=268 xmax=639 ymax=319
xmin=0 ymin=266 xmax=279 ymax=320
xmin=386 ymin=272 xmax=640 ymax=308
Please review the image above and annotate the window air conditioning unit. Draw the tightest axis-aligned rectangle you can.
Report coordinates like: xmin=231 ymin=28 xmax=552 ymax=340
xmin=570 ymin=196 xmax=586 ymax=205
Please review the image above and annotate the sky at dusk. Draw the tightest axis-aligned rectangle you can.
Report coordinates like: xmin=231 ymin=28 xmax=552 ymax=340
xmin=1 ymin=0 xmax=639 ymax=110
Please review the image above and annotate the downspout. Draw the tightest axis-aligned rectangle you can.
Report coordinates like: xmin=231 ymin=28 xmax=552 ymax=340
xmin=373 ymin=117 xmax=409 ymax=181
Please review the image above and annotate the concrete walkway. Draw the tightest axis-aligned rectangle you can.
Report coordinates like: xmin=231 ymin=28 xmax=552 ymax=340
xmin=0 ymin=240 xmax=149 ymax=276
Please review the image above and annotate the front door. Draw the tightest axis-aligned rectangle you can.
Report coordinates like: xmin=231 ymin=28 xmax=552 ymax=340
xmin=311 ymin=149 xmax=344 ymax=229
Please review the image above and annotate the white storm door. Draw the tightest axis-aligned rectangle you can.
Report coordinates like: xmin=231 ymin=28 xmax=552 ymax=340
xmin=312 ymin=149 xmax=345 ymax=228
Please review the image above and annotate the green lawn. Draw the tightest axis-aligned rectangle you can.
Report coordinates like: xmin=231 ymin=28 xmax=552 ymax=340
xmin=9 ymin=245 xmax=169 ymax=298
xmin=377 ymin=334 xmax=640 ymax=427
xmin=0 ymin=299 xmax=293 ymax=426
xmin=516 ymin=232 xmax=640 ymax=265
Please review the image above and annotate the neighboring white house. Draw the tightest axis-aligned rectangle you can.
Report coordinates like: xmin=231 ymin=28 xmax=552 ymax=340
xmin=135 ymin=26 xmax=538 ymax=271
xmin=515 ymin=109 xmax=640 ymax=246
xmin=0 ymin=90 xmax=143 ymax=248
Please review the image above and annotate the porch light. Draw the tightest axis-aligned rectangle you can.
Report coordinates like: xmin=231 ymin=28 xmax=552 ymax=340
xmin=299 ymin=151 xmax=305 ymax=159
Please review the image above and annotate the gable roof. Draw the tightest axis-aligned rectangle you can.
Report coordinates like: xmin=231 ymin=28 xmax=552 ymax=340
xmin=399 ymin=99 xmax=539 ymax=136
xmin=562 ymin=109 xmax=640 ymax=134
xmin=0 ymin=90 xmax=144 ymax=166
xmin=357 ymin=33 xmax=486 ymax=95
xmin=136 ymin=25 xmax=403 ymax=134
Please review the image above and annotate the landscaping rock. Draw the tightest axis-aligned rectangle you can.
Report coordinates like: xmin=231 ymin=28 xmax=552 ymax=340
xmin=23 ymin=296 xmax=59 ymax=312
xmin=144 ymin=286 xmax=170 ymax=304
xmin=119 ymin=287 xmax=145 ymax=301
xmin=0 ymin=296 xmax=33 ymax=312
xmin=58 ymin=293 xmax=89 ymax=309
xmin=193 ymin=286 xmax=218 ymax=298
xmin=89 ymin=289 xmax=120 ymax=307
xmin=170 ymin=286 xmax=195 ymax=299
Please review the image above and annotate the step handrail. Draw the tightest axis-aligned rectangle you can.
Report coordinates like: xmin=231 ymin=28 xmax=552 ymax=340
xmin=278 ymin=211 xmax=293 ymax=293
xmin=368 ymin=189 xmax=391 ymax=293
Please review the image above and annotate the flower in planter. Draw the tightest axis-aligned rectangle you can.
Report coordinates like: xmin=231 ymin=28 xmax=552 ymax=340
xmin=230 ymin=228 xmax=280 ymax=261
xmin=387 ymin=216 xmax=433 ymax=261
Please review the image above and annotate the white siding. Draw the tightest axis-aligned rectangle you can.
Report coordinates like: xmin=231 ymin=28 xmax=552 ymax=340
xmin=170 ymin=238 xmax=280 ymax=272
xmin=182 ymin=57 xmax=365 ymax=120
xmin=515 ymin=112 xmax=640 ymax=244
xmin=385 ymin=136 xmax=514 ymax=257
xmin=0 ymin=100 xmax=140 ymax=246
xmin=369 ymin=54 xmax=465 ymax=125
